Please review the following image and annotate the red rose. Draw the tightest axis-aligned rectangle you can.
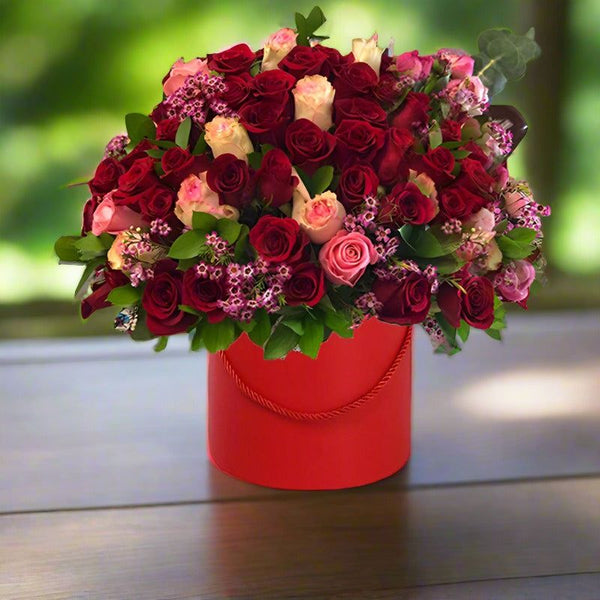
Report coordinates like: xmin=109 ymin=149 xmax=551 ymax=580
xmin=334 ymin=62 xmax=378 ymax=98
xmin=439 ymin=184 xmax=485 ymax=219
xmin=155 ymin=118 xmax=180 ymax=141
xmin=249 ymin=215 xmax=308 ymax=264
xmin=335 ymin=119 xmax=385 ymax=167
xmin=377 ymin=127 xmax=414 ymax=186
xmin=462 ymin=141 xmax=489 ymax=166
xmin=441 ymin=119 xmax=462 ymax=142
xmin=279 ymin=45 xmax=327 ymax=78
xmin=81 ymin=267 xmax=128 ymax=319
xmin=220 ymin=74 xmax=253 ymax=110
xmin=384 ymin=181 xmax=437 ymax=226
xmin=161 ymin=147 xmax=209 ymax=188
xmin=285 ymin=118 xmax=336 ymax=174
xmin=461 ymin=275 xmax=495 ymax=329
xmin=89 ymin=158 xmax=125 ymax=195
xmin=119 ymin=139 xmax=154 ymax=169
xmin=138 ymin=185 xmax=176 ymax=220
xmin=182 ymin=269 xmax=226 ymax=323
xmin=256 ymin=148 xmax=298 ymax=207
xmin=81 ymin=196 xmax=100 ymax=234
xmin=206 ymin=153 xmax=252 ymax=208
xmin=238 ymin=97 xmax=292 ymax=146
xmin=142 ymin=260 xmax=196 ymax=335
xmin=391 ymin=92 xmax=431 ymax=130
xmin=436 ymin=282 xmax=462 ymax=328
xmin=334 ymin=97 xmax=387 ymax=128
xmin=338 ymin=164 xmax=379 ymax=210
xmin=374 ymin=73 xmax=403 ymax=105
xmin=420 ymin=147 xmax=455 ymax=186
xmin=284 ymin=262 xmax=325 ymax=307
xmin=207 ymin=43 xmax=255 ymax=74
xmin=458 ymin=157 xmax=495 ymax=195
xmin=251 ymin=69 xmax=296 ymax=99
xmin=373 ymin=273 xmax=432 ymax=325
xmin=118 ymin=157 xmax=157 ymax=193
xmin=316 ymin=45 xmax=352 ymax=77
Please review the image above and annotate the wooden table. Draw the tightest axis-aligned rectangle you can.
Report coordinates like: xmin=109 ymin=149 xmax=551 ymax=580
xmin=1 ymin=312 xmax=599 ymax=599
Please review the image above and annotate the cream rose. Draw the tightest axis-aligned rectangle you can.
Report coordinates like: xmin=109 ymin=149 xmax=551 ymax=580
xmin=293 ymin=190 xmax=346 ymax=244
xmin=163 ymin=58 xmax=209 ymax=96
xmin=175 ymin=174 xmax=239 ymax=227
xmin=352 ymin=34 xmax=384 ymax=75
xmin=292 ymin=75 xmax=335 ymax=131
xmin=262 ymin=28 xmax=297 ymax=71
xmin=204 ymin=116 xmax=254 ymax=162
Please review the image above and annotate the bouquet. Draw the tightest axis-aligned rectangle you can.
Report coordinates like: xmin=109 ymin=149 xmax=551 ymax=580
xmin=55 ymin=7 xmax=546 ymax=358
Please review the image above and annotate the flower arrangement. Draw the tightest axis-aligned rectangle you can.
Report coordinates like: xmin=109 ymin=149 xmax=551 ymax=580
xmin=55 ymin=7 xmax=546 ymax=357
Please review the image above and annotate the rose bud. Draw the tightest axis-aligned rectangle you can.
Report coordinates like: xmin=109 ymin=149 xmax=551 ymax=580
xmin=91 ymin=192 xmax=147 ymax=236
xmin=319 ymin=230 xmax=377 ymax=287
xmin=284 ymin=262 xmax=326 ymax=307
xmin=460 ymin=275 xmax=495 ymax=329
xmin=292 ymin=74 xmax=335 ymax=131
xmin=395 ymin=50 xmax=433 ymax=80
xmin=372 ymin=272 xmax=432 ymax=325
xmin=293 ymin=190 xmax=346 ymax=244
xmin=142 ymin=260 xmax=197 ymax=335
xmin=175 ymin=173 xmax=239 ymax=228
xmin=352 ymin=34 xmax=384 ymax=75
xmin=256 ymin=148 xmax=298 ymax=207
xmin=204 ymin=116 xmax=254 ymax=162
xmin=262 ymin=28 xmax=298 ymax=71
xmin=163 ymin=58 xmax=209 ymax=96
xmin=495 ymin=260 xmax=536 ymax=303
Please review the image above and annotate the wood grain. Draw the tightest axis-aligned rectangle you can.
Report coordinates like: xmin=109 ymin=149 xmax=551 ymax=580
xmin=1 ymin=314 xmax=599 ymax=512
xmin=1 ymin=477 xmax=599 ymax=599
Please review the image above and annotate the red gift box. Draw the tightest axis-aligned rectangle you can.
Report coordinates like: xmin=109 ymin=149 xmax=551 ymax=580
xmin=207 ymin=318 xmax=412 ymax=490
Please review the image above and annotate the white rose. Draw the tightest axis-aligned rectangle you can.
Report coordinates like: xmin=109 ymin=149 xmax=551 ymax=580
xmin=262 ymin=28 xmax=297 ymax=71
xmin=292 ymin=75 xmax=335 ymax=131
xmin=352 ymin=34 xmax=384 ymax=75
xmin=204 ymin=117 xmax=254 ymax=162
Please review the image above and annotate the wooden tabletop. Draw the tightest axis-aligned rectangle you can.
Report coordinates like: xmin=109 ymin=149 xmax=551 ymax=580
xmin=1 ymin=311 xmax=599 ymax=599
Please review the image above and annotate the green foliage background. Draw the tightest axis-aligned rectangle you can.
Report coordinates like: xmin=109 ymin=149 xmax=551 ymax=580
xmin=1 ymin=0 xmax=598 ymax=304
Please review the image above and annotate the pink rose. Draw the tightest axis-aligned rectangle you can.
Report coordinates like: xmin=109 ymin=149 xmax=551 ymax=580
xmin=293 ymin=190 xmax=346 ymax=244
xmin=504 ymin=183 xmax=533 ymax=217
xmin=395 ymin=50 xmax=432 ymax=80
xmin=495 ymin=260 xmax=536 ymax=302
xmin=293 ymin=74 xmax=335 ymax=131
xmin=175 ymin=174 xmax=239 ymax=227
xmin=163 ymin=58 xmax=210 ymax=96
xmin=319 ymin=230 xmax=378 ymax=287
xmin=438 ymin=49 xmax=475 ymax=79
xmin=91 ymin=192 xmax=146 ymax=236
xmin=444 ymin=76 xmax=489 ymax=117
xmin=262 ymin=28 xmax=297 ymax=71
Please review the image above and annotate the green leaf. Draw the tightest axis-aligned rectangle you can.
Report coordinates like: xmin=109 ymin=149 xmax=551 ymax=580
xmin=295 ymin=6 xmax=327 ymax=46
xmin=282 ymin=318 xmax=304 ymax=336
xmin=406 ymin=228 xmax=462 ymax=258
xmin=496 ymin=235 xmax=534 ymax=260
xmin=145 ymin=149 xmax=164 ymax=159
xmin=178 ymin=304 xmax=203 ymax=316
xmin=506 ymin=227 xmax=537 ymax=244
xmin=399 ymin=224 xmax=417 ymax=251
xmin=167 ymin=230 xmax=206 ymax=259
xmin=234 ymin=224 xmax=250 ymax=262
xmin=457 ymin=320 xmax=471 ymax=343
xmin=322 ymin=308 xmax=353 ymax=338
xmin=190 ymin=323 xmax=206 ymax=351
xmin=175 ymin=117 xmax=192 ymax=149
xmin=125 ymin=113 xmax=156 ymax=145
xmin=428 ymin=121 xmax=442 ymax=149
xmin=54 ymin=236 xmax=83 ymax=262
xmin=248 ymin=309 xmax=272 ymax=346
xmin=192 ymin=133 xmax=207 ymax=155
xmin=192 ymin=211 xmax=218 ymax=232
xmin=248 ymin=151 xmax=263 ymax=170
xmin=216 ymin=218 xmax=242 ymax=244
xmin=435 ymin=312 xmax=458 ymax=348
xmin=154 ymin=336 xmax=169 ymax=353
xmin=237 ymin=319 xmax=256 ymax=333
xmin=485 ymin=328 xmax=502 ymax=341
xmin=474 ymin=27 xmax=541 ymax=96
xmin=107 ymin=284 xmax=142 ymax=306
xmin=264 ymin=322 xmax=300 ymax=359
xmin=74 ymin=233 xmax=113 ymax=261
xmin=299 ymin=316 xmax=324 ymax=359
xmin=203 ymin=319 xmax=236 ymax=353
xmin=74 ymin=258 xmax=104 ymax=298
xmin=452 ymin=149 xmax=471 ymax=159
xmin=311 ymin=165 xmax=334 ymax=195
xmin=129 ymin=310 xmax=154 ymax=342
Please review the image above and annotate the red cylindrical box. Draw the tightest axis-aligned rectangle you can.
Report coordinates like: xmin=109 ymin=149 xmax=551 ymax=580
xmin=207 ymin=318 xmax=412 ymax=490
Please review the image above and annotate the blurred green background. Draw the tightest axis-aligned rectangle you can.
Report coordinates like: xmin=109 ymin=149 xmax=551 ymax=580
xmin=0 ymin=0 xmax=598 ymax=336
